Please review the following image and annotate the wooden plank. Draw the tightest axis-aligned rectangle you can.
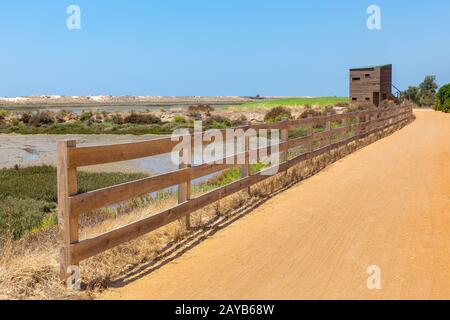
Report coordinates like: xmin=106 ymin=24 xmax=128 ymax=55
xmin=280 ymin=123 xmax=289 ymax=162
xmin=178 ymin=147 xmax=192 ymax=229
xmin=57 ymin=140 xmax=78 ymax=283
xmin=288 ymin=135 xmax=313 ymax=149
xmin=330 ymin=126 xmax=349 ymax=137
xmin=313 ymin=130 xmax=332 ymax=141
xmin=69 ymin=168 xmax=190 ymax=217
xmin=67 ymin=138 xmax=180 ymax=168
xmin=241 ymin=135 xmax=251 ymax=193
xmin=191 ymin=162 xmax=234 ymax=180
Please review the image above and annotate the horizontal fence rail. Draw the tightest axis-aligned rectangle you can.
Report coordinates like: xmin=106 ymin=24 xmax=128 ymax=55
xmin=57 ymin=105 xmax=413 ymax=282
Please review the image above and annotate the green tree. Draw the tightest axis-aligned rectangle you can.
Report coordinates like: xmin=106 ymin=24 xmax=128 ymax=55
xmin=442 ymin=99 xmax=450 ymax=113
xmin=401 ymin=86 xmax=420 ymax=104
xmin=436 ymin=84 xmax=450 ymax=113
xmin=436 ymin=83 xmax=450 ymax=110
xmin=418 ymin=75 xmax=438 ymax=106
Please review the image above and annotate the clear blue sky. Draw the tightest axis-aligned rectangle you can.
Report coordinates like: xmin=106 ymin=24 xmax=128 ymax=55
xmin=1 ymin=0 xmax=449 ymax=97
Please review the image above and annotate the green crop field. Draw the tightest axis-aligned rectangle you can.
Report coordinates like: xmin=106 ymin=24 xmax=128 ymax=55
xmin=232 ymin=97 xmax=348 ymax=109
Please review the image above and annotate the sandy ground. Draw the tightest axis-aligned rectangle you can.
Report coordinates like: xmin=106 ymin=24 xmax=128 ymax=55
xmin=103 ymin=110 xmax=450 ymax=300
xmin=0 ymin=134 xmax=165 ymax=173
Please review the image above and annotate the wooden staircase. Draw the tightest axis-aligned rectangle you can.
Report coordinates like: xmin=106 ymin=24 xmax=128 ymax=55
xmin=390 ymin=84 xmax=402 ymax=104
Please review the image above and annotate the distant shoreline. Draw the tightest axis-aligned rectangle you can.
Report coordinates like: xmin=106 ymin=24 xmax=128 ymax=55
xmin=0 ymin=96 xmax=257 ymax=108
xmin=0 ymin=96 xmax=326 ymax=109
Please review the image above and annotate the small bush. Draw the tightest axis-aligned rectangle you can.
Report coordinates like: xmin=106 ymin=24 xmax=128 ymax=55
xmin=436 ymin=84 xmax=450 ymax=112
xmin=232 ymin=115 xmax=248 ymax=126
xmin=323 ymin=105 xmax=337 ymax=115
xmin=187 ymin=110 xmax=202 ymax=120
xmin=172 ymin=115 xmax=187 ymax=124
xmin=111 ymin=113 xmax=125 ymax=125
xmin=264 ymin=106 xmax=293 ymax=123
xmin=80 ymin=110 xmax=94 ymax=122
xmin=0 ymin=109 xmax=10 ymax=122
xmin=20 ymin=111 xmax=32 ymax=124
xmin=442 ymin=99 xmax=450 ymax=113
xmin=187 ymin=104 xmax=215 ymax=114
xmin=124 ymin=112 xmax=162 ymax=125
xmin=299 ymin=106 xmax=320 ymax=119
xmin=335 ymin=102 xmax=350 ymax=109
xmin=29 ymin=111 xmax=55 ymax=127
xmin=55 ymin=110 xmax=68 ymax=123
xmin=347 ymin=102 xmax=375 ymax=112
xmin=203 ymin=115 xmax=232 ymax=128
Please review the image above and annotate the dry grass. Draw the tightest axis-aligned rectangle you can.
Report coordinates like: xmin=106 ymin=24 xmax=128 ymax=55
xmin=0 ymin=117 xmax=413 ymax=300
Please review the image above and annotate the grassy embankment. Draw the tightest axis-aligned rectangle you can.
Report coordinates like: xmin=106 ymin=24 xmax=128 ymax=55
xmin=230 ymin=97 xmax=348 ymax=110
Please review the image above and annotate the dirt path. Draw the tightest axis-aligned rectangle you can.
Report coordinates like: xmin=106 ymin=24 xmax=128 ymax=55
xmin=103 ymin=110 xmax=450 ymax=300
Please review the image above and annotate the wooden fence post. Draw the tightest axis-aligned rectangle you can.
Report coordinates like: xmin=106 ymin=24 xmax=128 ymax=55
xmin=326 ymin=113 xmax=332 ymax=146
xmin=307 ymin=114 xmax=314 ymax=153
xmin=280 ymin=120 xmax=289 ymax=163
xmin=57 ymin=140 xmax=78 ymax=283
xmin=241 ymin=134 xmax=251 ymax=194
xmin=178 ymin=143 xmax=192 ymax=229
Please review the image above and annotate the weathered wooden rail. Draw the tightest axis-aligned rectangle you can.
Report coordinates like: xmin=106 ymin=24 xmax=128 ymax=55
xmin=57 ymin=105 xmax=413 ymax=282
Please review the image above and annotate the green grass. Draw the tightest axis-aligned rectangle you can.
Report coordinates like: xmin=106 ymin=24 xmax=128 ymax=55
xmin=0 ymin=122 xmax=196 ymax=136
xmin=232 ymin=97 xmax=348 ymax=110
xmin=0 ymin=120 xmax=236 ymax=136
xmin=0 ymin=166 xmax=147 ymax=239
xmin=195 ymin=163 xmax=266 ymax=193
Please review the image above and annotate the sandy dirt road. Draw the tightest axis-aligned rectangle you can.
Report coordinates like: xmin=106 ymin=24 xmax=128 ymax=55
xmin=104 ymin=110 xmax=450 ymax=300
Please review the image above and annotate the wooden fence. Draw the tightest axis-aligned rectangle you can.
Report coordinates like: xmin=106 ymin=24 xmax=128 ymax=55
xmin=57 ymin=105 xmax=413 ymax=282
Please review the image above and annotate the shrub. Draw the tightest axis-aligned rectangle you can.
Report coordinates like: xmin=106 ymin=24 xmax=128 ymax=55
xmin=436 ymin=84 xmax=450 ymax=111
xmin=172 ymin=115 xmax=187 ymax=124
xmin=323 ymin=105 xmax=337 ymax=115
xmin=124 ymin=112 xmax=162 ymax=125
xmin=0 ymin=109 xmax=10 ymax=122
xmin=346 ymin=102 xmax=376 ymax=113
xmin=232 ymin=115 xmax=248 ymax=126
xmin=20 ymin=111 xmax=32 ymax=124
xmin=56 ymin=110 xmax=68 ymax=123
xmin=187 ymin=110 xmax=202 ymax=120
xmin=29 ymin=111 xmax=55 ymax=127
xmin=187 ymin=104 xmax=215 ymax=114
xmin=403 ymin=75 xmax=438 ymax=106
xmin=264 ymin=106 xmax=293 ymax=123
xmin=442 ymin=99 xmax=450 ymax=113
xmin=203 ymin=115 xmax=232 ymax=128
xmin=80 ymin=110 xmax=94 ymax=122
xmin=299 ymin=105 xmax=320 ymax=119
xmin=335 ymin=102 xmax=350 ymax=109
xmin=111 ymin=113 xmax=125 ymax=125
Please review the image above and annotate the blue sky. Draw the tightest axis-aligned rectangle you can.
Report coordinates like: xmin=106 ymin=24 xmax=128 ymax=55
xmin=1 ymin=0 xmax=449 ymax=97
